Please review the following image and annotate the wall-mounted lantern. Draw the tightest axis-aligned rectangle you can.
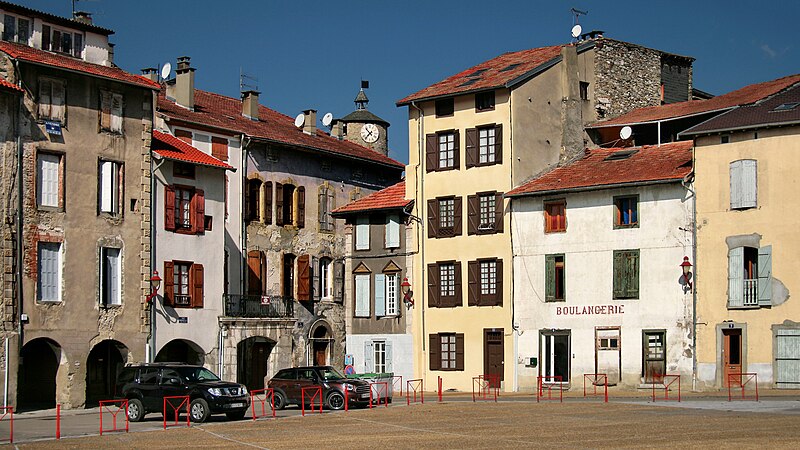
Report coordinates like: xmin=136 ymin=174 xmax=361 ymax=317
xmin=401 ymin=277 xmax=414 ymax=309
xmin=680 ymin=256 xmax=693 ymax=291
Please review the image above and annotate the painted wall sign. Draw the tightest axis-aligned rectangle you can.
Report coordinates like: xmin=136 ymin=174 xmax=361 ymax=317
xmin=555 ymin=305 xmax=625 ymax=316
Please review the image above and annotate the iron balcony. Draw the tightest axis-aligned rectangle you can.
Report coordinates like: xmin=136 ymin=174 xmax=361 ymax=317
xmin=223 ymin=294 xmax=294 ymax=318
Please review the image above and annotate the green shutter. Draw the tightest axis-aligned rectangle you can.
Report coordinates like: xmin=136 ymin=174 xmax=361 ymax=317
xmin=545 ymin=255 xmax=556 ymax=302
xmin=613 ymin=251 xmax=625 ymax=299
xmin=627 ymin=250 xmax=639 ymax=299
xmin=757 ymin=245 xmax=772 ymax=306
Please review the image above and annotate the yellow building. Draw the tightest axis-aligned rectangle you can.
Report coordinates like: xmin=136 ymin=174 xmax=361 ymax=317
xmin=397 ymin=36 xmax=693 ymax=391
xmin=683 ymin=77 xmax=800 ymax=389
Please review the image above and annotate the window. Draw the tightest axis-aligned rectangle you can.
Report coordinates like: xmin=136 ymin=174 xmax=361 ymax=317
xmin=425 ymin=131 xmax=460 ymax=172
xmin=98 ymin=160 xmax=123 ymax=216
xmin=579 ymin=81 xmax=589 ymax=101
xmin=545 ymin=254 xmax=565 ymax=302
xmin=541 ymin=331 xmax=570 ymax=382
xmin=427 ymin=196 xmax=462 ymax=238
xmin=364 ymin=340 xmax=393 ymax=374
xmin=37 ymin=152 xmax=62 ymax=208
xmin=475 ymin=91 xmax=495 ymax=111
xmin=721 ymin=135 xmax=730 ymax=144
xmin=429 ymin=333 xmax=464 ymax=371
xmin=319 ymin=257 xmax=332 ymax=298
xmin=354 ymin=273 xmax=370 ymax=317
xmin=386 ymin=273 xmax=398 ymax=316
xmin=37 ymin=241 xmax=62 ymax=302
xmin=173 ymin=162 xmax=195 ymax=179
xmin=614 ymin=195 xmax=638 ymax=228
xmin=164 ymin=186 xmax=205 ymax=234
xmin=439 ymin=198 xmax=454 ymax=228
xmin=174 ymin=129 xmax=192 ymax=143
xmin=246 ymin=250 xmax=268 ymax=295
xmin=38 ymin=78 xmax=66 ymax=123
xmin=211 ymin=136 xmax=228 ymax=161
xmin=427 ymin=261 xmax=462 ymax=307
xmin=728 ymin=245 xmax=772 ymax=308
xmin=468 ymin=192 xmax=503 ymax=234
xmin=100 ymin=91 xmax=123 ymax=133
xmin=282 ymin=253 xmax=295 ymax=299
xmin=246 ymin=179 xmax=262 ymax=223
xmin=385 ymin=214 xmax=400 ymax=248
xmin=613 ymin=249 xmax=640 ymax=299
xmin=275 ymin=183 xmax=305 ymax=227
xmin=375 ymin=272 xmax=400 ymax=317
xmin=100 ymin=247 xmax=121 ymax=306
xmin=597 ymin=328 xmax=620 ymax=350
xmin=478 ymin=127 xmax=497 ymax=164
xmin=2 ymin=14 xmax=30 ymax=43
xmin=41 ymin=25 xmax=83 ymax=57
xmin=544 ymin=200 xmax=566 ymax=233
xmin=438 ymin=132 xmax=456 ymax=169
xmin=466 ymin=125 xmax=503 ymax=168
xmin=435 ymin=98 xmax=454 ymax=117
xmin=468 ymin=258 xmax=502 ymax=306
xmin=730 ymin=160 xmax=757 ymax=209
xmin=318 ymin=183 xmax=335 ymax=232
xmin=374 ymin=341 xmax=386 ymax=373
xmin=163 ymin=261 xmax=204 ymax=308
xmin=643 ymin=331 xmax=666 ymax=383
xmin=355 ymin=216 xmax=370 ymax=250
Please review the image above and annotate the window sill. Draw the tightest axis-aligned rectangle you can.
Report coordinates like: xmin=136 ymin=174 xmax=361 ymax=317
xmin=101 ymin=304 xmax=123 ymax=309
xmin=544 ymin=229 xmax=566 ymax=234
xmin=100 ymin=130 xmax=124 ymax=136
xmin=613 ymin=297 xmax=639 ymax=301
xmin=377 ymin=314 xmax=400 ymax=320
xmin=613 ymin=224 xmax=639 ymax=229
xmin=37 ymin=206 xmax=64 ymax=213
xmin=726 ymin=305 xmax=762 ymax=310
xmin=36 ymin=300 xmax=62 ymax=304
xmin=354 ymin=315 xmax=371 ymax=319
xmin=544 ymin=299 xmax=566 ymax=303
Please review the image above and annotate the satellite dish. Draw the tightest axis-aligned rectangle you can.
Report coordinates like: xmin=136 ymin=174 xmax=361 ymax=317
xmin=322 ymin=112 xmax=333 ymax=127
xmin=160 ymin=62 xmax=172 ymax=80
xmin=571 ymin=24 xmax=582 ymax=38
xmin=294 ymin=113 xmax=305 ymax=128
xmin=620 ymin=126 xmax=633 ymax=140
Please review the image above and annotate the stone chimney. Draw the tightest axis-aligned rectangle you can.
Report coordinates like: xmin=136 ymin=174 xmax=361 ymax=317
xmin=302 ymin=109 xmax=317 ymax=135
xmin=175 ymin=56 xmax=195 ymax=110
xmin=330 ymin=119 xmax=344 ymax=140
xmin=141 ymin=68 xmax=159 ymax=83
xmin=73 ymin=11 xmax=92 ymax=24
xmin=241 ymin=90 xmax=260 ymax=121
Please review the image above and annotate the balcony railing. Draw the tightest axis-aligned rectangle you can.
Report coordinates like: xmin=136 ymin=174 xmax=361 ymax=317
xmin=223 ymin=294 xmax=294 ymax=318
xmin=729 ymin=279 xmax=759 ymax=308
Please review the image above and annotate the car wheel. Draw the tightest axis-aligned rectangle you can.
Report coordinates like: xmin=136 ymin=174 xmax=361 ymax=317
xmin=272 ymin=391 xmax=286 ymax=410
xmin=226 ymin=410 xmax=247 ymax=420
xmin=326 ymin=391 xmax=345 ymax=410
xmin=190 ymin=398 xmax=211 ymax=423
xmin=127 ymin=398 xmax=145 ymax=422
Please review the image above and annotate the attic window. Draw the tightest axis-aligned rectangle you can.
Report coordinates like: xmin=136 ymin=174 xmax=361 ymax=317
xmin=772 ymin=102 xmax=800 ymax=112
xmin=458 ymin=79 xmax=479 ymax=87
xmin=604 ymin=149 xmax=639 ymax=161
xmin=467 ymin=69 xmax=488 ymax=78
xmin=499 ymin=63 xmax=521 ymax=72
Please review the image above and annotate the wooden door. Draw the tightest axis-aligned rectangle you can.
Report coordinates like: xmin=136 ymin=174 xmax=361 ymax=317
xmin=484 ymin=329 xmax=504 ymax=388
xmin=643 ymin=331 xmax=666 ymax=383
xmin=314 ymin=341 xmax=328 ymax=366
xmin=723 ymin=328 xmax=743 ymax=386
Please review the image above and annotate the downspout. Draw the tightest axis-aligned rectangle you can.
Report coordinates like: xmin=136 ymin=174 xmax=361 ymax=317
xmin=507 ymin=91 xmax=519 ymax=392
xmin=14 ymin=60 xmax=25 ymax=391
xmin=657 ymin=120 xmax=662 ymax=147
xmin=148 ymin=151 xmax=167 ymax=362
xmin=410 ymin=101 xmax=425 ymax=380
xmin=241 ymin=134 xmax=249 ymax=296
xmin=682 ymin=163 xmax=697 ymax=391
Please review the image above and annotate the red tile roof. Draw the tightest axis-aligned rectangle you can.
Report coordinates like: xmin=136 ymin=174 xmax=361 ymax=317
xmin=332 ymin=181 xmax=411 ymax=215
xmin=157 ymin=89 xmax=404 ymax=170
xmin=0 ymin=1 xmax=114 ymax=35
xmin=152 ymin=130 xmax=234 ymax=170
xmin=506 ymin=141 xmax=693 ymax=197
xmin=589 ymin=74 xmax=800 ymax=128
xmin=397 ymin=45 xmax=566 ymax=105
xmin=0 ymin=41 xmax=160 ymax=90
xmin=0 ymin=78 xmax=22 ymax=92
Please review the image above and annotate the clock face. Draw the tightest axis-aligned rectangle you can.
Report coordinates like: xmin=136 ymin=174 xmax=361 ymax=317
xmin=360 ymin=123 xmax=379 ymax=143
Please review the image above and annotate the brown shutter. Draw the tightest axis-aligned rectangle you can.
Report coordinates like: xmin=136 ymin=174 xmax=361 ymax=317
xmin=453 ymin=261 xmax=463 ymax=307
xmin=494 ymin=124 xmax=503 ymax=164
xmin=297 ymin=254 xmax=310 ymax=301
xmin=260 ymin=251 xmax=268 ymax=294
xmin=452 ymin=130 xmax=461 ymax=169
xmin=467 ymin=195 xmax=477 ymax=235
xmin=465 ymin=128 xmax=477 ymax=168
xmin=164 ymin=185 xmax=176 ymax=231
xmin=194 ymin=189 xmax=205 ymax=234
xmin=455 ymin=334 xmax=465 ymax=370
xmin=495 ymin=259 xmax=503 ymax=306
xmin=174 ymin=129 xmax=192 ymax=143
xmin=427 ymin=199 xmax=438 ymax=238
xmin=247 ymin=250 xmax=261 ymax=295
xmin=333 ymin=259 xmax=344 ymax=302
xmin=453 ymin=196 xmax=463 ymax=236
xmin=425 ymin=134 xmax=437 ymax=172
xmin=495 ymin=193 xmax=504 ymax=233
xmin=264 ymin=182 xmax=273 ymax=225
xmin=275 ymin=182 xmax=284 ymax=226
xmin=211 ymin=137 xmax=228 ymax=161
xmin=427 ymin=263 xmax=439 ymax=307
xmin=163 ymin=261 xmax=174 ymax=306
xmin=192 ymin=264 xmax=204 ymax=308
xmin=100 ymin=91 xmax=111 ymax=130
xmin=42 ymin=25 xmax=51 ymax=50
xmin=297 ymin=186 xmax=305 ymax=228
xmin=468 ymin=260 xmax=479 ymax=306
xmin=429 ymin=334 xmax=441 ymax=371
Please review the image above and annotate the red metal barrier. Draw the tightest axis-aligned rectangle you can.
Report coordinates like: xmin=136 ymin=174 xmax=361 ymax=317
xmin=99 ymin=399 xmax=129 ymax=435
xmin=55 ymin=404 xmax=60 ymax=440
xmin=301 ymin=386 xmax=323 ymax=416
xmin=727 ymin=373 xmax=759 ymax=401
xmin=406 ymin=379 xmax=424 ymax=405
xmin=536 ymin=376 xmax=563 ymax=403
xmin=651 ymin=374 xmax=681 ymax=402
xmin=438 ymin=376 xmax=442 ymax=402
xmin=369 ymin=382 xmax=389 ymax=408
xmin=392 ymin=375 xmax=403 ymax=398
xmin=0 ymin=406 xmax=12 ymax=444
xmin=163 ymin=395 xmax=190 ymax=429
xmin=472 ymin=375 xmax=498 ymax=402
xmin=250 ymin=388 xmax=276 ymax=419
xmin=583 ymin=373 xmax=608 ymax=403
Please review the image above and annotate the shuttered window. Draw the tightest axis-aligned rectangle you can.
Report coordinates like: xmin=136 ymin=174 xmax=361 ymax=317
xmin=375 ymin=274 xmax=386 ymax=317
xmin=614 ymin=195 xmax=638 ymax=228
xmin=355 ymin=274 xmax=371 ymax=317
xmin=385 ymin=214 xmax=400 ymax=248
xmin=99 ymin=160 xmax=123 ymax=215
xmin=544 ymin=200 xmax=566 ymax=233
xmin=247 ymin=250 xmax=268 ymax=296
xmin=297 ymin=254 xmax=311 ymax=301
xmin=164 ymin=185 xmax=205 ymax=234
xmin=318 ymin=184 xmax=335 ymax=232
xmin=425 ymin=130 xmax=460 ymax=171
xmin=428 ymin=261 xmax=462 ymax=308
xmin=37 ymin=242 xmax=61 ymax=302
xmin=545 ymin=254 xmax=565 ymax=302
xmin=428 ymin=196 xmax=462 ymax=238
xmin=468 ymin=192 xmax=503 ymax=235
xmin=355 ymin=216 xmax=370 ymax=250
xmin=466 ymin=125 xmax=502 ymax=167
xmin=37 ymin=153 xmax=61 ymax=208
xmin=728 ymin=245 xmax=772 ymax=308
xmin=100 ymin=247 xmax=121 ymax=306
xmin=468 ymin=259 xmax=503 ymax=306
xmin=100 ymin=91 xmax=124 ymax=133
xmin=429 ymin=333 xmax=464 ymax=371
xmin=613 ymin=250 xmax=640 ymax=299
xmin=164 ymin=261 xmax=203 ymax=308
xmin=730 ymin=160 xmax=757 ymax=209
xmin=38 ymin=78 xmax=66 ymax=122
xmin=211 ymin=136 xmax=228 ymax=161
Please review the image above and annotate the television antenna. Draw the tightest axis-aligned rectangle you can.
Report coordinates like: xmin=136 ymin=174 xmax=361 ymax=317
xmin=72 ymin=0 xmax=100 ymax=18
xmin=570 ymin=7 xmax=588 ymax=39
xmin=240 ymin=68 xmax=259 ymax=93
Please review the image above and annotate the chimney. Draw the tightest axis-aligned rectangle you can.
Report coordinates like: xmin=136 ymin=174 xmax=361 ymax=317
xmin=302 ymin=109 xmax=317 ymax=136
xmin=141 ymin=68 xmax=159 ymax=83
xmin=73 ymin=11 xmax=92 ymax=24
xmin=241 ymin=90 xmax=260 ymax=121
xmin=330 ymin=119 xmax=344 ymax=140
xmin=175 ymin=56 xmax=195 ymax=110
xmin=106 ymin=42 xmax=114 ymax=66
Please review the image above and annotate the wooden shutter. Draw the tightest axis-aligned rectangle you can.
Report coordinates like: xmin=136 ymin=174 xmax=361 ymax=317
xmin=260 ymin=252 xmax=268 ymax=294
xmin=51 ymin=80 xmax=65 ymax=122
xmin=42 ymin=25 xmax=51 ymax=50
xmin=174 ymin=129 xmax=192 ymax=143
xmin=297 ymin=254 xmax=310 ymax=301
xmin=465 ymin=128 xmax=477 ymax=168
xmin=728 ymin=247 xmax=744 ymax=307
xmin=355 ymin=274 xmax=371 ymax=316
xmin=627 ymin=250 xmax=639 ymax=299
xmin=452 ymin=130 xmax=461 ymax=169
xmin=375 ymin=274 xmax=386 ymax=317
xmin=730 ymin=160 xmax=743 ymax=209
xmin=312 ymin=257 xmax=321 ymax=301
xmin=318 ymin=187 xmax=327 ymax=229
xmin=494 ymin=259 xmax=503 ymax=306
xmin=385 ymin=341 xmax=393 ymax=373
xmin=427 ymin=199 xmax=438 ymax=238
xmin=494 ymin=124 xmax=503 ymax=164
xmin=467 ymin=195 xmax=478 ymax=235
xmin=613 ymin=251 xmax=625 ymax=299
xmin=427 ymin=263 xmax=439 ymax=307
xmin=453 ymin=261 xmax=463 ymax=307
xmin=495 ymin=193 xmax=504 ymax=233
xmin=757 ymin=245 xmax=772 ymax=306
xmin=247 ymin=250 xmax=261 ymax=295
xmin=429 ymin=334 xmax=441 ymax=370
xmin=333 ymin=259 xmax=344 ymax=302
xmin=163 ymin=261 xmax=174 ymax=306
xmin=741 ymin=160 xmax=757 ymax=208
xmin=110 ymin=93 xmax=123 ymax=132
xmin=38 ymin=78 xmax=52 ymax=118
xmin=455 ymin=333 xmax=465 ymax=370
xmin=191 ymin=264 xmax=204 ymax=308
xmin=100 ymin=90 xmax=112 ymax=130
xmin=453 ymin=196 xmax=463 ymax=236
xmin=275 ymin=182 xmax=284 ymax=226
xmin=194 ymin=189 xmax=205 ymax=234
xmin=264 ymin=182 xmax=273 ymax=225
xmin=297 ymin=186 xmax=306 ymax=228
xmin=425 ymin=134 xmax=437 ymax=172
xmin=364 ymin=341 xmax=374 ymax=373
xmin=355 ymin=217 xmax=370 ymax=250
xmin=545 ymin=255 xmax=556 ymax=302
xmin=164 ymin=185 xmax=176 ymax=231
xmin=211 ymin=137 xmax=228 ymax=161
xmin=468 ymin=260 xmax=479 ymax=306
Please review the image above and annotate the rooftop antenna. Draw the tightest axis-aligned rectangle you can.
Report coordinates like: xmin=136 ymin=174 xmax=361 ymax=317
xmin=240 ymin=68 xmax=259 ymax=94
xmin=72 ymin=0 xmax=100 ymax=18
xmin=570 ymin=7 xmax=588 ymax=40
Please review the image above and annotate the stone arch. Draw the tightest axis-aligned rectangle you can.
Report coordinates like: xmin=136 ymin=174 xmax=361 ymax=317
xmin=236 ymin=336 xmax=277 ymax=390
xmin=155 ymin=339 xmax=205 ymax=365
xmin=85 ymin=339 xmax=128 ymax=407
xmin=308 ymin=319 xmax=334 ymax=366
xmin=18 ymin=337 xmax=63 ymax=411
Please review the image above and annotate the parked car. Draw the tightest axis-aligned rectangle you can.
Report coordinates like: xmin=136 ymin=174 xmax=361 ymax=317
xmin=267 ymin=366 xmax=371 ymax=410
xmin=116 ymin=363 xmax=250 ymax=423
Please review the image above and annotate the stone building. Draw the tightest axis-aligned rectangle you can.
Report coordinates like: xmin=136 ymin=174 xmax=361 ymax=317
xmin=0 ymin=3 xmax=159 ymax=409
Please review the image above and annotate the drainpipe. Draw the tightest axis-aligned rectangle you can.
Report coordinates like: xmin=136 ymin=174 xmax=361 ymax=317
xmin=410 ymin=101 xmax=425 ymax=381
xmin=240 ymin=134 xmax=249 ymax=296
xmin=508 ymin=91 xmax=518 ymax=392
xmin=682 ymin=166 xmax=697 ymax=391
xmin=657 ymin=121 xmax=662 ymax=147
xmin=148 ymin=151 xmax=167 ymax=363
xmin=14 ymin=60 xmax=25 ymax=393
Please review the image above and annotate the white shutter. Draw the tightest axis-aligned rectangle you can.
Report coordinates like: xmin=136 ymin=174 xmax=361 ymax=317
xmin=386 ymin=214 xmax=400 ymax=248
xmin=38 ymin=243 xmax=59 ymax=301
xmin=100 ymin=161 xmax=113 ymax=213
xmin=38 ymin=154 xmax=59 ymax=207
xmin=728 ymin=247 xmax=744 ymax=307
xmin=108 ymin=248 xmax=121 ymax=305
xmin=110 ymin=93 xmax=123 ymax=132
xmin=355 ymin=217 xmax=369 ymax=250
xmin=385 ymin=340 xmax=393 ymax=374
xmin=757 ymin=245 xmax=772 ymax=306
xmin=741 ymin=159 xmax=757 ymax=208
xmin=730 ymin=160 xmax=743 ymax=209
xmin=374 ymin=274 xmax=386 ymax=317
xmin=364 ymin=341 xmax=374 ymax=373
xmin=355 ymin=274 xmax=370 ymax=317
xmin=51 ymin=80 xmax=65 ymax=122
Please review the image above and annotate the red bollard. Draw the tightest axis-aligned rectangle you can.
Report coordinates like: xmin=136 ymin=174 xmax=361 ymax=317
xmin=438 ymin=376 xmax=443 ymax=402
xmin=56 ymin=404 xmax=60 ymax=440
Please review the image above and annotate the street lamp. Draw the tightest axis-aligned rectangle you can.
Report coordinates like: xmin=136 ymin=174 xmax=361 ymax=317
xmin=401 ymin=277 xmax=414 ymax=309
xmin=680 ymin=256 xmax=693 ymax=291
xmin=146 ymin=270 xmax=162 ymax=304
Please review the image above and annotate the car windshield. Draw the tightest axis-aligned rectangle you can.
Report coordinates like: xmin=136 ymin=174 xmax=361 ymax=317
xmin=320 ymin=367 xmax=345 ymax=380
xmin=174 ymin=367 xmax=221 ymax=383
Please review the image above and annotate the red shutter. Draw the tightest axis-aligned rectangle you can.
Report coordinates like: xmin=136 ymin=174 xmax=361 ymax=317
xmin=174 ymin=129 xmax=192 ymax=143
xmin=164 ymin=186 xmax=176 ymax=231
xmin=297 ymin=186 xmax=305 ymax=228
xmin=465 ymin=128 xmax=477 ymax=168
xmin=211 ymin=137 xmax=228 ymax=161
xmin=275 ymin=182 xmax=284 ymax=226
xmin=429 ymin=334 xmax=441 ymax=371
xmin=192 ymin=264 xmax=204 ymax=308
xmin=194 ymin=189 xmax=205 ymax=234
xmin=494 ymin=259 xmax=503 ymax=306
xmin=467 ymin=195 xmax=477 ymax=235
xmin=453 ymin=196 xmax=463 ymax=236
xmin=427 ymin=263 xmax=439 ymax=307
xmin=264 ymin=182 xmax=273 ymax=225
xmin=495 ymin=193 xmax=504 ymax=233
xmin=427 ymin=199 xmax=437 ymax=238
xmin=455 ymin=334 xmax=465 ymax=370
xmin=425 ymin=134 xmax=437 ymax=172
xmin=452 ymin=130 xmax=461 ymax=169
xmin=297 ymin=254 xmax=310 ymax=301
xmin=453 ymin=261 xmax=462 ymax=307
xmin=163 ymin=261 xmax=174 ymax=306
xmin=468 ymin=260 xmax=479 ymax=306
xmin=247 ymin=250 xmax=261 ymax=295
xmin=494 ymin=124 xmax=503 ymax=164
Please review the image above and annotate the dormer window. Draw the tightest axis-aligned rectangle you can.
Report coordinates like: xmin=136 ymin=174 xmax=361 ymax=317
xmin=41 ymin=25 xmax=83 ymax=58
xmin=2 ymin=14 xmax=30 ymax=44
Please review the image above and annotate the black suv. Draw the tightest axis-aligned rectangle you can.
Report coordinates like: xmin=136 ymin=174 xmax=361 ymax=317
xmin=116 ymin=363 xmax=250 ymax=423
xmin=268 ymin=366 xmax=371 ymax=410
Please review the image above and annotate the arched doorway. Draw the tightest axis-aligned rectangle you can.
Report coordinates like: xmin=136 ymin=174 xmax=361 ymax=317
xmin=155 ymin=339 xmax=205 ymax=365
xmin=309 ymin=321 xmax=333 ymax=366
xmin=86 ymin=340 xmax=128 ymax=407
xmin=18 ymin=338 xmax=61 ymax=411
xmin=237 ymin=337 xmax=275 ymax=390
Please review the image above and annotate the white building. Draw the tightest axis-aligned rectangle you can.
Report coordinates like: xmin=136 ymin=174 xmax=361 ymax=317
xmin=507 ymin=142 xmax=695 ymax=390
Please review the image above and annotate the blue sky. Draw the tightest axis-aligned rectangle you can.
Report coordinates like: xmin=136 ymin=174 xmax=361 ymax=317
xmin=26 ymin=0 xmax=800 ymax=163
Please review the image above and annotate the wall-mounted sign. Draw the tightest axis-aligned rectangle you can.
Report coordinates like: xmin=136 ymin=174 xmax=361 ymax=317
xmin=555 ymin=305 xmax=625 ymax=316
xmin=45 ymin=121 xmax=62 ymax=135
xmin=261 ymin=295 xmax=271 ymax=305
xmin=178 ymin=317 xmax=188 ymax=323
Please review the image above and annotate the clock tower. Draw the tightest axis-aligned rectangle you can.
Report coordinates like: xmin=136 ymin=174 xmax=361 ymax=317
xmin=339 ymin=86 xmax=390 ymax=156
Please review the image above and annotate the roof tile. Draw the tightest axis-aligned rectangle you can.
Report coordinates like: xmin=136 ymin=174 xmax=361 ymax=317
xmin=332 ymin=181 xmax=411 ymax=215
xmin=152 ymin=130 xmax=233 ymax=170
xmin=0 ymin=78 xmax=22 ymax=92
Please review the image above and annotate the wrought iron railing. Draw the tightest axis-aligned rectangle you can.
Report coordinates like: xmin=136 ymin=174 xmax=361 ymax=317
xmin=223 ymin=294 xmax=294 ymax=318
